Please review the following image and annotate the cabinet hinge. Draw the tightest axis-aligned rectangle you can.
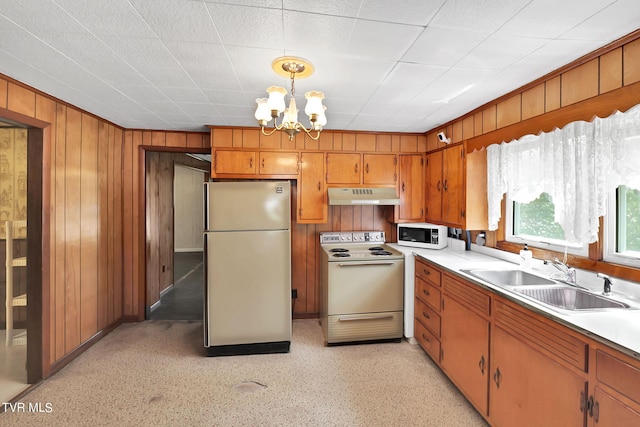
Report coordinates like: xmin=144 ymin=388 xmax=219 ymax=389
xmin=461 ymin=149 xmax=465 ymax=159
xmin=421 ymin=156 xmax=424 ymax=166
xmin=394 ymin=156 xmax=398 ymax=166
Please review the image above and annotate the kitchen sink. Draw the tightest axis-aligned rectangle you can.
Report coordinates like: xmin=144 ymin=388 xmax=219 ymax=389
xmin=515 ymin=285 xmax=630 ymax=310
xmin=461 ymin=269 xmax=556 ymax=287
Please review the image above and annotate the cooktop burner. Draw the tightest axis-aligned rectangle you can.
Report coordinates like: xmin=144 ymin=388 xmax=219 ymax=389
xmin=332 ymin=253 xmax=351 ymax=258
xmin=371 ymin=250 xmax=393 ymax=256
xmin=330 ymin=248 xmax=349 ymax=253
xmin=368 ymin=246 xmax=385 ymax=251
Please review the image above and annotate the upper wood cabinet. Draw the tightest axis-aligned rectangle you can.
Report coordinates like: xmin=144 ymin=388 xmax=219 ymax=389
xmin=212 ymin=149 xmax=299 ymax=178
xmin=297 ymin=151 xmax=327 ymax=223
xmin=442 ymin=145 xmax=464 ymax=226
xmin=212 ymin=150 xmax=256 ymax=175
xmin=259 ymin=151 xmax=299 ymax=176
xmin=363 ymin=153 xmax=397 ymax=185
xmin=395 ymin=154 xmax=425 ymax=222
xmin=326 ymin=152 xmax=361 ymax=185
xmin=425 ymin=145 xmax=487 ymax=230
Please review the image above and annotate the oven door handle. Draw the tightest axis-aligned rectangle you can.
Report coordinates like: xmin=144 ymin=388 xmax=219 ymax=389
xmin=338 ymin=315 xmax=394 ymax=322
xmin=337 ymin=262 xmax=396 ymax=267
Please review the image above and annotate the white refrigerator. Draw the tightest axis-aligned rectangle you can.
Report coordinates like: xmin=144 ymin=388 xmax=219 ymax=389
xmin=203 ymin=181 xmax=292 ymax=356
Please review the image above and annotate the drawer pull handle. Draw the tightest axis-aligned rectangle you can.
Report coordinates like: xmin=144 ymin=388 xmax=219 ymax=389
xmin=338 ymin=315 xmax=393 ymax=322
xmin=423 ymin=269 xmax=430 ymax=275
xmin=478 ymin=355 xmax=485 ymax=375
xmin=423 ymin=289 xmax=430 ymax=296
xmin=422 ymin=311 xmax=430 ymax=319
xmin=422 ymin=333 xmax=430 ymax=343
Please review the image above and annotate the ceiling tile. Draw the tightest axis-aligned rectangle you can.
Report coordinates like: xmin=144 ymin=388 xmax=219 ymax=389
xmin=283 ymin=0 xmax=362 ymax=17
xmin=161 ymin=87 xmax=209 ymax=103
xmin=368 ymin=62 xmax=448 ymax=102
xmin=429 ymin=0 xmax=531 ymax=32
xmin=455 ymin=34 xmax=549 ymax=70
xmin=346 ymin=19 xmax=423 ymax=60
xmin=282 ymin=10 xmax=356 ymax=54
xmin=357 ymin=0 xmax=445 ymax=25
xmin=55 ymin=0 xmax=156 ymax=38
xmin=402 ymin=27 xmax=488 ymax=66
xmin=129 ymin=0 xmax=222 ymax=44
xmin=560 ymin=0 xmax=640 ymax=41
xmin=0 ymin=0 xmax=87 ymax=34
xmin=497 ymin=0 xmax=618 ymax=39
xmin=206 ymin=3 xmax=283 ymax=48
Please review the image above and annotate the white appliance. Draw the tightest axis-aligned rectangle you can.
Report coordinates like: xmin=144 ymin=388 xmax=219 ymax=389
xmin=203 ymin=181 xmax=292 ymax=356
xmin=397 ymin=223 xmax=448 ymax=250
xmin=319 ymin=231 xmax=404 ymax=345
xmin=386 ymin=243 xmax=419 ymax=344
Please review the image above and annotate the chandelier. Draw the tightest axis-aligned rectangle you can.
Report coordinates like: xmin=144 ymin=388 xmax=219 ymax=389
xmin=255 ymin=56 xmax=327 ymax=141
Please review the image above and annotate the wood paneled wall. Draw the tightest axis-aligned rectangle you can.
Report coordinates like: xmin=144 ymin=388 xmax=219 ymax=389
xmin=0 ymin=75 xmax=124 ymax=375
xmin=427 ymin=34 xmax=640 ymax=151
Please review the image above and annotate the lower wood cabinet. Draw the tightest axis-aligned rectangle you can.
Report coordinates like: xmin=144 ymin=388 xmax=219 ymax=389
xmin=490 ymin=325 xmax=588 ymax=426
xmin=441 ymin=275 xmax=490 ymax=416
xmin=412 ymin=256 xmax=640 ymax=427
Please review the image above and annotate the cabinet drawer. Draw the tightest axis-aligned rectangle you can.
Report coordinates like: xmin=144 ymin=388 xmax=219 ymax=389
xmin=443 ymin=273 xmax=490 ymax=317
xmin=597 ymin=350 xmax=640 ymax=406
xmin=415 ymin=258 xmax=441 ymax=288
xmin=415 ymin=318 xmax=440 ymax=363
xmin=415 ymin=276 xmax=441 ymax=310
xmin=415 ymin=297 xmax=441 ymax=337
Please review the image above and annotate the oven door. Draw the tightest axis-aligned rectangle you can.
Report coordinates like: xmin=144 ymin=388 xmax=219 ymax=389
xmin=327 ymin=259 xmax=403 ymax=315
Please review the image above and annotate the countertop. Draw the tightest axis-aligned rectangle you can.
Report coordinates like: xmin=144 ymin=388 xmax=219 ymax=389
xmin=388 ymin=242 xmax=640 ymax=360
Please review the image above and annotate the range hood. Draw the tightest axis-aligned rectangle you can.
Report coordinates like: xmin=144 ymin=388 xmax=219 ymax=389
xmin=328 ymin=187 xmax=401 ymax=205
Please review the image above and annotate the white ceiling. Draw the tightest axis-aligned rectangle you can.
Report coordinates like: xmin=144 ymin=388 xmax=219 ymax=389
xmin=0 ymin=1 xmax=638 ymax=133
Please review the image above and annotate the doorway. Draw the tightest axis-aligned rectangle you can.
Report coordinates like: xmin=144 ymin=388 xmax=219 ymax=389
xmin=1 ymin=123 xmax=43 ymax=403
xmin=144 ymin=151 xmax=209 ymax=321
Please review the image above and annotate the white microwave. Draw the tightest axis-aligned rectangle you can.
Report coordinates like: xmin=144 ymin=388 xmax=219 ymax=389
xmin=397 ymin=223 xmax=448 ymax=250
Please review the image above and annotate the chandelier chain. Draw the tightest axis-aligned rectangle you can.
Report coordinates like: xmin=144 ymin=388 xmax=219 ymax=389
xmin=290 ymin=71 xmax=296 ymax=97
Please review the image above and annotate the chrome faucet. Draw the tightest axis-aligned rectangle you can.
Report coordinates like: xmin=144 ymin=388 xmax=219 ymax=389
xmin=544 ymin=257 xmax=577 ymax=284
xmin=597 ymin=273 xmax=614 ymax=296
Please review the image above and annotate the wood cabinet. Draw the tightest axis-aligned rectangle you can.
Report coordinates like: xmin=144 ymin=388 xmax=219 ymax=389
xmin=212 ymin=150 xmax=255 ymax=175
xmin=326 ymin=152 xmax=361 ymax=184
xmin=442 ymin=145 xmax=464 ymax=226
xmin=410 ymin=257 xmax=640 ymax=427
xmin=425 ymin=145 xmax=487 ymax=230
xmin=213 ymin=149 xmax=299 ymax=177
xmin=297 ymin=152 xmax=326 ymax=223
xmin=490 ymin=325 xmax=588 ymax=427
xmin=589 ymin=350 xmax=640 ymax=426
xmin=414 ymin=257 xmax=442 ymax=363
xmin=395 ymin=154 xmax=424 ymax=222
xmin=363 ymin=153 xmax=397 ymax=185
xmin=326 ymin=152 xmax=398 ymax=186
xmin=441 ymin=274 xmax=490 ymax=416
xmin=259 ymin=151 xmax=299 ymax=176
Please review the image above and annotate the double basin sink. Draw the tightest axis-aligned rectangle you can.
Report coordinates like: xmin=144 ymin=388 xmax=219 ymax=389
xmin=460 ymin=268 xmax=631 ymax=311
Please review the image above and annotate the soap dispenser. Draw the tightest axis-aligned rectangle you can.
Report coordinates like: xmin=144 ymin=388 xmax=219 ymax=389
xmin=520 ymin=244 xmax=532 ymax=272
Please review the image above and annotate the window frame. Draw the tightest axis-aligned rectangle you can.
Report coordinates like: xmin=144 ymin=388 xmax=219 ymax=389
xmin=505 ymin=192 xmax=589 ymax=257
xmin=604 ymin=185 xmax=640 ymax=266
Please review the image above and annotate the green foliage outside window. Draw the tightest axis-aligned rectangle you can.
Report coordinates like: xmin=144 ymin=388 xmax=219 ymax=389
xmin=513 ymin=193 xmax=564 ymax=241
xmin=619 ymin=186 xmax=640 ymax=253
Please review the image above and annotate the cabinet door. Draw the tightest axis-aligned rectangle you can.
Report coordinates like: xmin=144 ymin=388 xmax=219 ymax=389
xmin=213 ymin=150 xmax=256 ymax=175
xmin=490 ymin=326 xmax=588 ymax=427
xmin=442 ymin=145 xmax=464 ymax=226
xmin=425 ymin=151 xmax=443 ymax=223
xmin=396 ymin=154 xmax=425 ymax=222
xmin=326 ymin=153 xmax=361 ymax=184
xmin=297 ymin=152 xmax=326 ymax=223
xmin=259 ymin=151 xmax=299 ymax=176
xmin=590 ymin=387 xmax=640 ymax=427
xmin=363 ymin=153 xmax=397 ymax=185
xmin=441 ymin=294 xmax=489 ymax=416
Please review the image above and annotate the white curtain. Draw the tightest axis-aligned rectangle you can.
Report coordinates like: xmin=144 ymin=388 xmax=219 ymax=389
xmin=487 ymin=103 xmax=640 ymax=244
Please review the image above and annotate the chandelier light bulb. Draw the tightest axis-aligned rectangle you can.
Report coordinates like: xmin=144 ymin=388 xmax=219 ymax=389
xmin=254 ymin=98 xmax=271 ymax=123
xmin=266 ymin=86 xmax=287 ymax=115
xmin=304 ymin=91 xmax=325 ymax=117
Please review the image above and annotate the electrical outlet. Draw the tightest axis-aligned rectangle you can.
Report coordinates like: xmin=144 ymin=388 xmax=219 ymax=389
xmin=291 ymin=289 xmax=298 ymax=299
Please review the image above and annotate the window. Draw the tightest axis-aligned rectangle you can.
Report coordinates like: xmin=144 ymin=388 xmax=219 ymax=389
xmin=506 ymin=192 xmax=587 ymax=256
xmin=605 ymin=185 xmax=640 ymax=265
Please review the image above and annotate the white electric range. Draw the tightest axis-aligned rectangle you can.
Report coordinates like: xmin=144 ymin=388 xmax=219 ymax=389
xmin=319 ymin=231 xmax=404 ymax=345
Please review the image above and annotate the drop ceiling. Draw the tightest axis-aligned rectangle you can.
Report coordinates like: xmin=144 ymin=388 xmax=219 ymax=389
xmin=0 ymin=1 xmax=637 ymax=133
